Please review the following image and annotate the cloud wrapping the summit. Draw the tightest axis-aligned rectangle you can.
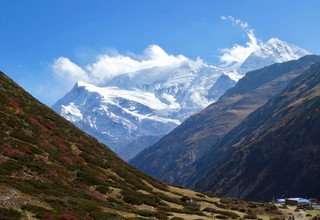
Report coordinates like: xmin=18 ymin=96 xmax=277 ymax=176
xmin=52 ymin=45 xmax=193 ymax=87
xmin=53 ymin=57 xmax=90 ymax=84
xmin=219 ymin=15 xmax=261 ymax=66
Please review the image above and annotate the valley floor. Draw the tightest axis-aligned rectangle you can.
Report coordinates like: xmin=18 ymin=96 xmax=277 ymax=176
xmin=1 ymin=181 xmax=319 ymax=220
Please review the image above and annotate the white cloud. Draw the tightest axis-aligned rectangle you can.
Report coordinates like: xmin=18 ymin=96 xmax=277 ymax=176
xmin=52 ymin=57 xmax=89 ymax=85
xmin=221 ymin=15 xmax=249 ymax=29
xmin=190 ymin=90 xmax=211 ymax=108
xmin=52 ymin=17 xmax=261 ymax=88
xmin=52 ymin=45 xmax=194 ymax=87
xmin=219 ymin=15 xmax=261 ymax=66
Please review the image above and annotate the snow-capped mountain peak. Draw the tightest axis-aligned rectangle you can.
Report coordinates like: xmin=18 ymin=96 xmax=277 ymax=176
xmin=237 ymin=38 xmax=310 ymax=74
xmin=255 ymin=37 xmax=310 ymax=61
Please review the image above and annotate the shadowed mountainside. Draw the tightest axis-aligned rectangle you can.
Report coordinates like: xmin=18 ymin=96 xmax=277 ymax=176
xmin=131 ymin=55 xmax=320 ymax=189
xmin=194 ymin=62 xmax=320 ymax=201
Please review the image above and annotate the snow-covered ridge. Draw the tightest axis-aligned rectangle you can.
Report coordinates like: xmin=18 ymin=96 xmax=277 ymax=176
xmin=76 ymin=81 xmax=180 ymax=113
xmin=52 ymin=81 xmax=180 ymax=152
xmin=254 ymin=38 xmax=310 ymax=61
xmin=237 ymin=38 xmax=310 ymax=74
xmin=53 ymin=38 xmax=310 ymax=160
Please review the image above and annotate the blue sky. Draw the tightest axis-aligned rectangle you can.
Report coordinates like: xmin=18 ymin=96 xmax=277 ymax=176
xmin=1 ymin=0 xmax=320 ymax=105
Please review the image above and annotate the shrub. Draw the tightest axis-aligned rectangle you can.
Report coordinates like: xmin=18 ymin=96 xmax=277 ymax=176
xmin=216 ymin=203 xmax=227 ymax=209
xmin=21 ymin=204 xmax=53 ymax=216
xmin=195 ymin=193 xmax=206 ymax=198
xmin=76 ymin=168 xmax=104 ymax=185
xmin=220 ymin=198 xmax=235 ymax=204
xmin=1 ymin=159 xmax=22 ymax=173
xmin=264 ymin=204 xmax=278 ymax=212
xmin=243 ymin=213 xmax=258 ymax=219
xmin=29 ymin=146 xmax=43 ymax=155
xmin=13 ymin=181 xmax=42 ymax=194
xmin=107 ymin=197 xmax=124 ymax=205
xmin=121 ymin=190 xmax=143 ymax=205
xmin=95 ymin=185 xmax=110 ymax=194
xmin=121 ymin=189 xmax=164 ymax=207
xmin=26 ymin=161 xmax=47 ymax=174
xmin=0 ymin=166 xmax=10 ymax=175
xmin=202 ymin=207 xmax=239 ymax=219
xmin=135 ymin=210 xmax=155 ymax=217
xmin=183 ymin=203 xmax=201 ymax=211
xmin=0 ymin=208 xmax=21 ymax=219
xmin=181 ymin=208 xmax=204 ymax=216
xmin=216 ymin=215 xmax=228 ymax=219
xmin=231 ymin=206 xmax=239 ymax=211
xmin=59 ymin=213 xmax=78 ymax=220
xmin=145 ymin=176 xmax=168 ymax=191
xmin=154 ymin=211 xmax=170 ymax=220
xmin=90 ymin=211 xmax=125 ymax=220
xmin=180 ymin=196 xmax=193 ymax=203
xmin=153 ymin=192 xmax=183 ymax=205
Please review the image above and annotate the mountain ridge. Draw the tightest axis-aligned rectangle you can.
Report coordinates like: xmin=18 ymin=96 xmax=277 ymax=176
xmin=194 ymin=61 xmax=320 ymax=200
xmin=237 ymin=38 xmax=310 ymax=74
xmin=130 ymin=55 xmax=320 ymax=190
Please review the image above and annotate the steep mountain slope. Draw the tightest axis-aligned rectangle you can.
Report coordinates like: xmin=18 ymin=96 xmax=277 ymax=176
xmin=195 ymin=62 xmax=320 ymax=201
xmin=53 ymin=38 xmax=309 ymax=160
xmin=0 ymin=71 xmax=297 ymax=219
xmin=131 ymin=55 xmax=320 ymax=187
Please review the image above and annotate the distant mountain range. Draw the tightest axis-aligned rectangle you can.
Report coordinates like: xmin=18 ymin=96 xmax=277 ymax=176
xmin=131 ymin=55 xmax=320 ymax=201
xmin=53 ymin=38 xmax=310 ymax=160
